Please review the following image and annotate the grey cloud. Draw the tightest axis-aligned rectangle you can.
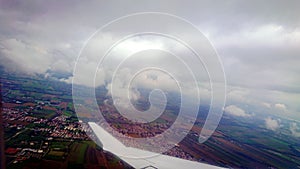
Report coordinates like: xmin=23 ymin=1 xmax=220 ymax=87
xmin=0 ymin=0 xmax=299 ymax=120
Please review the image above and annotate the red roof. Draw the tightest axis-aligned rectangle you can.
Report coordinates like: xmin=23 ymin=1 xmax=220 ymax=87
xmin=5 ymin=148 xmax=19 ymax=154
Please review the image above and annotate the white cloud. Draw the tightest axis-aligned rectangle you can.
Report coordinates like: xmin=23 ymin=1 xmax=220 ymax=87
xmin=225 ymin=86 xmax=300 ymax=120
xmin=0 ymin=39 xmax=51 ymax=74
xmin=262 ymin=102 xmax=271 ymax=108
xmin=265 ymin=117 xmax=280 ymax=131
xmin=224 ymin=105 xmax=251 ymax=117
xmin=290 ymin=122 xmax=300 ymax=137
xmin=0 ymin=37 xmax=77 ymax=76
xmin=274 ymin=103 xmax=287 ymax=111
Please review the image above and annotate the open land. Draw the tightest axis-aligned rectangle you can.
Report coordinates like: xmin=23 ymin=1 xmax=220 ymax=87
xmin=2 ymin=70 xmax=300 ymax=168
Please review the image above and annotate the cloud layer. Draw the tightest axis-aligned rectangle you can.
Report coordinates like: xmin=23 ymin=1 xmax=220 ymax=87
xmin=0 ymin=0 xmax=299 ymax=120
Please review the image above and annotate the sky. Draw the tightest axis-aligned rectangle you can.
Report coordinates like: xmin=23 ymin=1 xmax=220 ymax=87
xmin=0 ymin=0 xmax=300 ymax=130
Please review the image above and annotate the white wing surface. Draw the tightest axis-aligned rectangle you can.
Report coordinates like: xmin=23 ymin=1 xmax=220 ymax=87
xmin=89 ymin=122 xmax=224 ymax=169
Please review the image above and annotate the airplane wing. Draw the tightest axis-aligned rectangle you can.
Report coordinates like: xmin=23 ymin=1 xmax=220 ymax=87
xmin=89 ymin=122 xmax=223 ymax=169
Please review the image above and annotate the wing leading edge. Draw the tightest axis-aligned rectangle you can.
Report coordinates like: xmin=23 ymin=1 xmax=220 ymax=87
xmin=89 ymin=122 xmax=223 ymax=169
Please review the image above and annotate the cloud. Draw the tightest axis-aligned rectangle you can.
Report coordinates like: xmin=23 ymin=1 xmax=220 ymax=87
xmin=214 ymin=24 xmax=300 ymax=94
xmin=226 ymin=86 xmax=300 ymax=120
xmin=274 ymin=103 xmax=287 ymax=111
xmin=262 ymin=102 xmax=271 ymax=108
xmin=290 ymin=122 xmax=300 ymax=137
xmin=224 ymin=105 xmax=251 ymax=117
xmin=0 ymin=38 xmax=51 ymax=74
xmin=265 ymin=117 xmax=280 ymax=131
xmin=0 ymin=0 xmax=300 ymax=120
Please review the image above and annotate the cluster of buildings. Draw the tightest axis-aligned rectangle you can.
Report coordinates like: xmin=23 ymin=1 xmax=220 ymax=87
xmin=164 ymin=146 xmax=195 ymax=161
xmin=3 ymin=105 xmax=92 ymax=140
xmin=3 ymin=106 xmax=92 ymax=164
xmin=46 ymin=115 xmax=92 ymax=139
xmin=3 ymin=108 xmax=42 ymax=127
xmin=99 ymin=104 xmax=196 ymax=161
xmin=4 ymin=100 xmax=196 ymax=164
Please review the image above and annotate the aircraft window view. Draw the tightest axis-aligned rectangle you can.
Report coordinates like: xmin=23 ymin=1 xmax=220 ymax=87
xmin=1 ymin=1 xmax=300 ymax=169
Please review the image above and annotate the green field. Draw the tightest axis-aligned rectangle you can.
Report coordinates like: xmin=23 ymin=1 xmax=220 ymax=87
xmin=46 ymin=150 xmax=66 ymax=160
xmin=50 ymin=141 xmax=71 ymax=150
xmin=30 ymin=109 xmax=56 ymax=119
xmin=69 ymin=142 xmax=89 ymax=164
xmin=62 ymin=110 xmax=74 ymax=117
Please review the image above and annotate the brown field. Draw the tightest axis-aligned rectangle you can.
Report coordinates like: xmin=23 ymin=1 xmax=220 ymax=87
xmin=42 ymin=106 xmax=57 ymax=111
xmin=23 ymin=103 xmax=36 ymax=107
xmin=58 ymin=102 xmax=68 ymax=110
xmin=3 ymin=103 xmax=21 ymax=108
